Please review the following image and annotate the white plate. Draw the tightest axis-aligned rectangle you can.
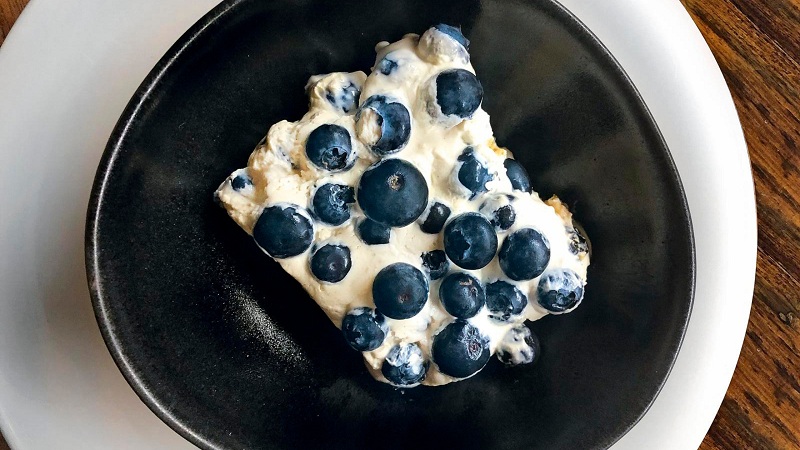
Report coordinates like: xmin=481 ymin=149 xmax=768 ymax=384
xmin=0 ymin=0 xmax=755 ymax=449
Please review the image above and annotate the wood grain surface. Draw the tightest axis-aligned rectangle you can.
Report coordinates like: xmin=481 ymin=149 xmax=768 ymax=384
xmin=0 ymin=1 xmax=798 ymax=449
xmin=0 ymin=0 xmax=24 ymax=46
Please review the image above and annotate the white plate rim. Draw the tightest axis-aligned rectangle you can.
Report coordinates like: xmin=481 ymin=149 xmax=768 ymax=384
xmin=0 ymin=0 xmax=755 ymax=449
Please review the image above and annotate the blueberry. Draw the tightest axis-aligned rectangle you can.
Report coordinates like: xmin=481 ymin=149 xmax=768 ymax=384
xmin=421 ymin=250 xmax=449 ymax=280
xmin=434 ymin=69 xmax=483 ymax=119
xmin=432 ymin=319 xmax=490 ymax=379
xmin=231 ymin=174 xmax=252 ymax=191
xmin=310 ymin=244 xmax=352 ymax=283
xmin=439 ymin=272 xmax=485 ymax=319
xmin=433 ymin=24 xmax=470 ymax=50
xmin=357 ymin=159 xmax=429 ymax=227
xmin=456 ymin=148 xmax=493 ymax=199
xmin=497 ymin=325 xmax=541 ymax=366
xmin=305 ymin=124 xmax=354 ymax=172
xmin=536 ymin=269 xmax=585 ymax=313
xmin=372 ymin=263 xmax=429 ymax=319
xmin=253 ymin=204 xmax=314 ymax=259
xmin=419 ymin=201 xmax=451 ymax=234
xmin=498 ymin=228 xmax=550 ymax=281
xmin=486 ymin=280 xmax=528 ymax=323
xmin=568 ymin=224 xmax=589 ymax=255
xmin=377 ymin=56 xmax=399 ymax=75
xmin=325 ymin=82 xmax=361 ymax=114
xmin=480 ymin=195 xmax=516 ymax=231
xmin=443 ymin=213 xmax=498 ymax=270
xmin=311 ymin=183 xmax=355 ymax=226
xmin=503 ymin=158 xmax=531 ymax=192
xmin=341 ymin=307 xmax=388 ymax=351
xmin=382 ymin=343 xmax=428 ymax=386
xmin=357 ymin=218 xmax=391 ymax=245
xmin=356 ymin=95 xmax=412 ymax=156
xmin=493 ymin=206 xmax=515 ymax=230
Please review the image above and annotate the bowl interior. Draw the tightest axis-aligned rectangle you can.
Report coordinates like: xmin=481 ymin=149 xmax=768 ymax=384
xmin=87 ymin=0 xmax=694 ymax=449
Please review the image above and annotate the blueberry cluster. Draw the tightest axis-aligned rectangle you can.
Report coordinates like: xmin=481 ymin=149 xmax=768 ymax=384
xmin=220 ymin=23 xmax=590 ymax=388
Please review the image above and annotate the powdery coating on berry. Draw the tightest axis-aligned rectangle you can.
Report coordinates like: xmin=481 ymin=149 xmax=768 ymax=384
xmin=496 ymin=325 xmax=540 ymax=366
xmin=455 ymin=147 xmax=493 ymax=199
xmin=480 ymin=194 xmax=516 ymax=231
xmin=536 ymin=268 xmax=585 ymax=314
xmin=382 ymin=343 xmax=428 ymax=386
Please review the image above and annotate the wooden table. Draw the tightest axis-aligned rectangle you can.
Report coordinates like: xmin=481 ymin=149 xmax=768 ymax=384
xmin=1 ymin=0 xmax=798 ymax=449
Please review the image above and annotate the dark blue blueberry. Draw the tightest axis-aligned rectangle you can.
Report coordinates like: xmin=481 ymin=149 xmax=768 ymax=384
xmin=356 ymin=95 xmax=412 ymax=156
xmin=568 ymin=225 xmax=589 ymax=255
xmin=231 ymin=174 xmax=252 ymax=191
xmin=479 ymin=195 xmax=517 ymax=232
xmin=443 ymin=213 xmax=498 ymax=270
xmin=325 ymin=82 xmax=361 ymax=114
xmin=486 ymin=280 xmax=528 ymax=323
xmin=503 ymin=158 xmax=531 ymax=192
xmin=357 ymin=159 xmax=429 ymax=227
xmin=357 ymin=218 xmax=391 ymax=245
xmin=432 ymin=319 xmax=490 ymax=379
xmin=419 ymin=201 xmax=451 ymax=234
xmin=457 ymin=148 xmax=493 ymax=199
xmin=439 ymin=272 xmax=485 ymax=319
xmin=498 ymin=228 xmax=551 ymax=281
xmin=479 ymin=195 xmax=515 ymax=231
xmin=421 ymin=250 xmax=449 ymax=280
xmin=382 ymin=343 xmax=428 ymax=386
xmin=435 ymin=69 xmax=483 ymax=119
xmin=491 ymin=205 xmax=516 ymax=230
xmin=310 ymin=244 xmax=352 ymax=283
xmin=537 ymin=269 xmax=585 ymax=313
xmin=497 ymin=325 xmax=540 ymax=366
xmin=311 ymin=183 xmax=355 ymax=226
xmin=377 ymin=56 xmax=399 ymax=75
xmin=305 ymin=124 xmax=354 ymax=172
xmin=253 ymin=204 xmax=314 ymax=259
xmin=372 ymin=263 xmax=429 ymax=319
xmin=433 ymin=24 xmax=470 ymax=50
xmin=341 ymin=307 xmax=388 ymax=351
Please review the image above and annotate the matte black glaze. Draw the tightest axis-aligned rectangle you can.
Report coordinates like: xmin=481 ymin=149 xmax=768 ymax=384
xmin=86 ymin=1 xmax=695 ymax=449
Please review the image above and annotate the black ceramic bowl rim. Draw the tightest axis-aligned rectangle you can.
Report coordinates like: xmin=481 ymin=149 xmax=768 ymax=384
xmin=86 ymin=1 xmax=695 ymax=449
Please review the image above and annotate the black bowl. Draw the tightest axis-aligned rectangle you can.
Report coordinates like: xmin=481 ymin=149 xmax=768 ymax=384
xmin=86 ymin=1 xmax=694 ymax=449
